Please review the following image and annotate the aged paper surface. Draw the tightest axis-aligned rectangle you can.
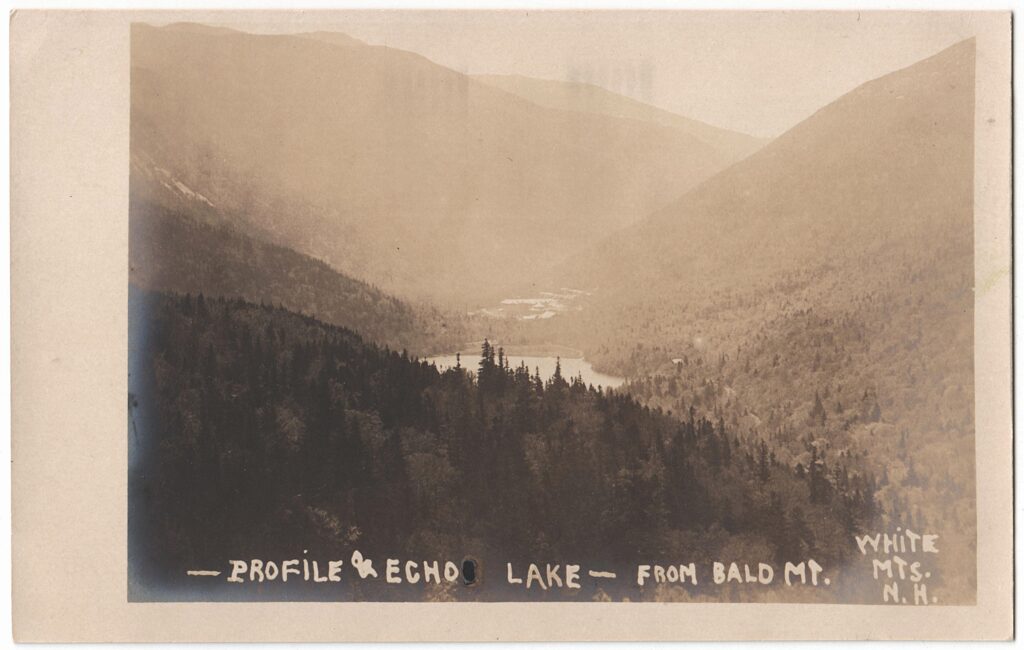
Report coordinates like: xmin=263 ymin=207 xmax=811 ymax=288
xmin=11 ymin=9 xmax=1012 ymax=641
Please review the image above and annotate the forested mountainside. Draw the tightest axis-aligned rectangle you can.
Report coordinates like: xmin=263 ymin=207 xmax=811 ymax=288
xmin=131 ymin=22 xmax=762 ymax=304
xmin=612 ymin=244 xmax=975 ymax=602
xmin=129 ymin=289 xmax=880 ymax=602
xmin=129 ymin=187 xmax=469 ymax=356
xmin=520 ymin=39 xmax=977 ymax=602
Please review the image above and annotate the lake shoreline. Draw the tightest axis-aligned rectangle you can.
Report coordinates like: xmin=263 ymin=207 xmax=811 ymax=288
xmin=423 ymin=350 xmax=625 ymax=389
xmin=440 ymin=342 xmax=585 ymax=360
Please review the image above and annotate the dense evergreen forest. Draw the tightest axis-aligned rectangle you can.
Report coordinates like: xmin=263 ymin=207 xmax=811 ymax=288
xmin=129 ymin=287 xmax=880 ymax=602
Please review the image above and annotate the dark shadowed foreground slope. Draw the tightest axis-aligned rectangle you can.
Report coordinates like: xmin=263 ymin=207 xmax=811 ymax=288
xmin=129 ymin=288 xmax=878 ymax=602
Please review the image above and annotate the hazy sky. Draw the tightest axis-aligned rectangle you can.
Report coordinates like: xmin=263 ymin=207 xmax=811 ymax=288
xmin=205 ymin=11 xmax=979 ymax=138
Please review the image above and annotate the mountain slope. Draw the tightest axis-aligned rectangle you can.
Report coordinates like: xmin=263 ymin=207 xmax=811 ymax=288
xmin=474 ymin=73 xmax=766 ymax=162
xmin=564 ymin=38 xmax=973 ymax=294
xmin=131 ymin=22 xmax=762 ymax=304
xmin=129 ymin=180 xmax=468 ymax=355
xmin=546 ymin=39 xmax=976 ymax=603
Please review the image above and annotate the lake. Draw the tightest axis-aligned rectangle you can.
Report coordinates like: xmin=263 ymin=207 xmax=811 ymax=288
xmin=423 ymin=353 xmax=625 ymax=389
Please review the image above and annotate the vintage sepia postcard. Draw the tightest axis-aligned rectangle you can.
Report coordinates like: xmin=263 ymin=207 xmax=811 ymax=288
xmin=11 ymin=9 xmax=1013 ymax=642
